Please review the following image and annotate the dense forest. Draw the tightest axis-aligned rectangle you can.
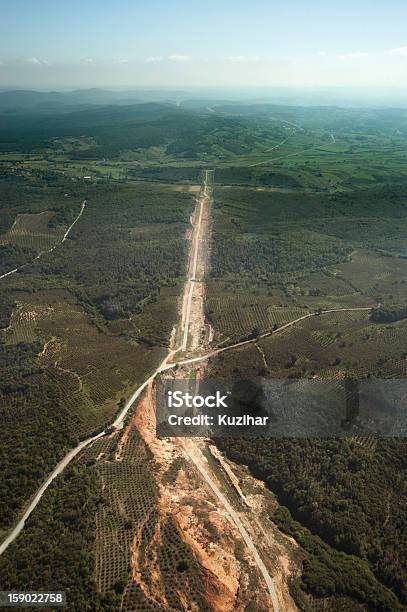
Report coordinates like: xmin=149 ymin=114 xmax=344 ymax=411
xmin=0 ymin=341 xmax=80 ymax=529
xmin=0 ymin=103 xmax=279 ymax=160
xmin=0 ymin=463 xmax=117 ymax=611
xmin=216 ymin=437 xmax=406 ymax=609
xmin=210 ymin=184 xmax=407 ymax=293
xmin=370 ymin=304 xmax=407 ymax=323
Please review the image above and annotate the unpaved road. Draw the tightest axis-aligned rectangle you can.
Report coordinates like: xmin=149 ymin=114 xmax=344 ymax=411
xmin=176 ymin=171 xmax=282 ymax=610
xmin=0 ymin=339 xmax=182 ymax=557
xmin=61 ymin=200 xmax=86 ymax=242
xmin=181 ymin=170 xmax=209 ymax=350
xmin=248 ymin=148 xmax=311 ymax=168
xmin=0 ymin=429 xmax=104 ymax=556
xmin=166 ymin=306 xmax=372 ymax=370
xmin=0 ymin=200 xmax=86 ymax=281
xmin=182 ymin=439 xmax=281 ymax=611
xmin=0 ymin=183 xmax=211 ymax=556
xmin=0 ymin=172 xmax=372 ymax=592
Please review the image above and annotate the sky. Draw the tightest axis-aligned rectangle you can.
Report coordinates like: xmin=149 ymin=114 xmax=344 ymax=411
xmin=0 ymin=0 xmax=407 ymax=90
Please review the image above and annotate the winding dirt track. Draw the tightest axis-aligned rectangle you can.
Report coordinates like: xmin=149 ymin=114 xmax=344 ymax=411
xmin=166 ymin=306 xmax=372 ymax=370
xmin=0 ymin=430 xmax=104 ymax=556
xmin=0 ymin=200 xmax=86 ymax=281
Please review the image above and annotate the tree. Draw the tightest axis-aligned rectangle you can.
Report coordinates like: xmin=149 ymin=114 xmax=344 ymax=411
xmin=248 ymin=327 xmax=260 ymax=340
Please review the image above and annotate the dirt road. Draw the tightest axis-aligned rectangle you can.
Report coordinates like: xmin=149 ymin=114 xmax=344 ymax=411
xmin=61 ymin=200 xmax=86 ymax=242
xmin=248 ymin=148 xmax=311 ymax=167
xmin=0 ymin=200 xmax=87 ymax=281
xmin=166 ymin=306 xmax=372 ymax=370
xmin=181 ymin=170 xmax=209 ymax=350
xmin=0 ymin=298 xmax=371 ymax=562
xmin=0 ymin=429 xmax=104 ymax=556
xmin=182 ymin=439 xmax=281 ymax=611
xmin=172 ymin=170 xmax=283 ymax=610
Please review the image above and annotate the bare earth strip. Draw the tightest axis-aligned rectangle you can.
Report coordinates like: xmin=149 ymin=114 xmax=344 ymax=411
xmin=181 ymin=439 xmax=282 ymax=611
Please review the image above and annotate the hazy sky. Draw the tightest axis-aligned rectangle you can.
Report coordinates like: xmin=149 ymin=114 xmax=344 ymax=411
xmin=1 ymin=0 xmax=407 ymax=89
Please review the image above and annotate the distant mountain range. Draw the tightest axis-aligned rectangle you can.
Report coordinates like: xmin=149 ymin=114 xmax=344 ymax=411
xmin=2 ymin=87 xmax=407 ymax=116
xmin=0 ymin=88 xmax=188 ymax=113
